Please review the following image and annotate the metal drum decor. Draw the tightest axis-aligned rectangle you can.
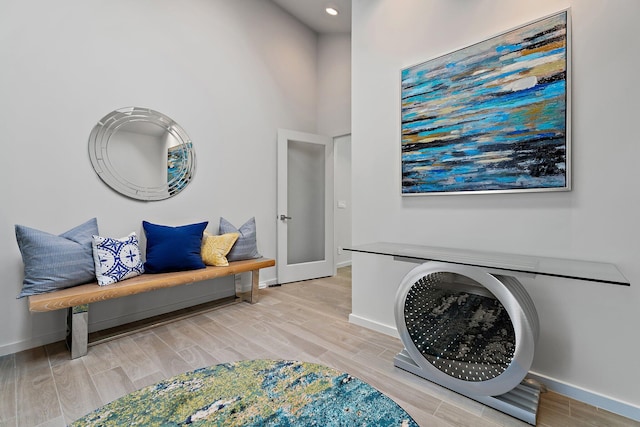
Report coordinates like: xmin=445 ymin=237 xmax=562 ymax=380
xmin=394 ymin=262 xmax=540 ymax=423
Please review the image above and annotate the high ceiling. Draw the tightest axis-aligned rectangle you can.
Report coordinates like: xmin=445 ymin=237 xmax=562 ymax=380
xmin=271 ymin=0 xmax=351 ymax=34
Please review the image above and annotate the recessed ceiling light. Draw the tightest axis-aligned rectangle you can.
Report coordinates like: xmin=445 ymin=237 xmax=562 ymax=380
xmin=325 ymin=7 xmax=339 ymax=16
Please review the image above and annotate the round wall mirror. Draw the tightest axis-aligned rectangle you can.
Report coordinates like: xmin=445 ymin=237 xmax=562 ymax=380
xmin=88 ymin=107 xmax=196 ymax=201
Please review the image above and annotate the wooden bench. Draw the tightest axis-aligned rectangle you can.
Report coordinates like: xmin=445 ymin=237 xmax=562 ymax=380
xmin=28 ymin=258 xmax=275 ymax=359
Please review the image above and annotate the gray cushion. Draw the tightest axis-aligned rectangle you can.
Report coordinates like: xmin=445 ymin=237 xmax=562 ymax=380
xmin=219 ymin=217 xmax=261 ymax=261
xmin=15 ymin=218 xmax=98 ymax=298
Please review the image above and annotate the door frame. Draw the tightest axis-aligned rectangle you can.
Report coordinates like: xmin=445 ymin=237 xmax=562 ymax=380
xmin=333 ymin=133 xmax=352 ymax=269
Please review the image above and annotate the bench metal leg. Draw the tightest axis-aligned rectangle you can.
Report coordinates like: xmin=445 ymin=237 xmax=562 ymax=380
xmin=250 ymin=269 xmax=260 ymax=304
xmin=236 ymin=270 xmax=260 ymax=304
xmin=66 ymin=304 xmax=88 ymax=359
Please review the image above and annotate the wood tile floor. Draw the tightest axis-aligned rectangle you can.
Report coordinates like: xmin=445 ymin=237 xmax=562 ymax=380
xmin=1 ymin=267 xmax=638 ymax=426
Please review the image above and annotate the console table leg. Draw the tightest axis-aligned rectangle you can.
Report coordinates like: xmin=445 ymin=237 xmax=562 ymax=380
xmin=66 ymin=304 xmax=88 ymax=359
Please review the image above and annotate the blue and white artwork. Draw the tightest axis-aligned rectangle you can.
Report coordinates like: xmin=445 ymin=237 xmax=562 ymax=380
xmin=401 ymin=11 xmax=570 ymax=195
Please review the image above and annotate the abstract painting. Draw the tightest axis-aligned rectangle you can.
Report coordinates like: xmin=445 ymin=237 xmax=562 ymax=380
xmin=401 ymin=10 xmax=570 ymax=195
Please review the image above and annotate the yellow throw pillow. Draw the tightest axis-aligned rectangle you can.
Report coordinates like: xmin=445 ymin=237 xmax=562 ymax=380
xmin=201 ymin=232 xmax=240 ymax=266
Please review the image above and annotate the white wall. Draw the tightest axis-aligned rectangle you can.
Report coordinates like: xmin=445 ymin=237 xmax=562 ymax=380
xmin=317 ymin=33 xmax=351 ymax=137
xmin=0 ymin=0 xmax=320 ymax=355
xmin=351 ymin=0 xmax=640 ymax=416
xmin=316 ymin=33 xmax=352 ymax=268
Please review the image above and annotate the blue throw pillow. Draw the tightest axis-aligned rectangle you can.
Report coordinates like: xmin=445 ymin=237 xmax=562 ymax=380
xmin=219 ymin=217 xmax=262 ymax=261
xmin=142 ymin=221 xmax=208 ymax=273
xmin=15 ymin=218 xmax=99 ymax=298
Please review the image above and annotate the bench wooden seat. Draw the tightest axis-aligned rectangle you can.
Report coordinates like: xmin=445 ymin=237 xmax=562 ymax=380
xmin=28 ymin=258 xmax=275 ymax=358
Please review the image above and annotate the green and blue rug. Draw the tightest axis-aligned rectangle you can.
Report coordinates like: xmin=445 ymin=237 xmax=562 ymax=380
xmin=72 ymin=359 xmax=418 ymax=426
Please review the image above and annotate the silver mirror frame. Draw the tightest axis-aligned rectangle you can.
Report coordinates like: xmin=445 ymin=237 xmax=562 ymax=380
xmin=88 ymin=107 xmax=196 ymax=201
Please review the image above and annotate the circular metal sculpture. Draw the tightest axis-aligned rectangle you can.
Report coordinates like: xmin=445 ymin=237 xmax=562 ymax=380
xmin=88 ymin=107 xmax=196 ymax=201
xmin=395 ymin=262 xmax=539 ymax=397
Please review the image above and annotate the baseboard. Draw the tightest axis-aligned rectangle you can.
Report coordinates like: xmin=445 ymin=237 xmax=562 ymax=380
xmin=87 ymin=288 xmax=234 ymax=332
xmin=526 ymin=372 xmax=640 ymax=422
xmin=348 ymin=315 xmax=640 ymax=422
xmin=336 ymin=260 xmax=352 ymax=269
xmin=259 ymin=278 xmax=278 ymax=289
xmin=88 ymin=296 xmax=240 ymax=346
xmin=348 ymin=313 xmax=399 ymax=338
xmin=0 ymin=330 xmax=67 ymax=357
xmin=236 ymin=272 xmax=274 ymax=290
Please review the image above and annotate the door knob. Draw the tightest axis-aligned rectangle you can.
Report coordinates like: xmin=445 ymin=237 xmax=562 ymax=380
xmin=279 ymin=214 xmax=292 ymax=221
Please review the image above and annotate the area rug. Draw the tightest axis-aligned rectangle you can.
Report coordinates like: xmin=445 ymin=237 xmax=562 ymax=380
xmin=72 ymin=359 xmax=419 ymax=426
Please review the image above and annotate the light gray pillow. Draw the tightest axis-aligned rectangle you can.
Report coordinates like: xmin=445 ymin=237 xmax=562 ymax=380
xmin=15 ymin=218 xmax=98 ymax=298
xmin=219 ymin=217 xmax=261 ymax=261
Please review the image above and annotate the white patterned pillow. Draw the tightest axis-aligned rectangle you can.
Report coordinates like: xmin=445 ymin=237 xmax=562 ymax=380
xmin=92 ymin=232 xmax=144 ymax=286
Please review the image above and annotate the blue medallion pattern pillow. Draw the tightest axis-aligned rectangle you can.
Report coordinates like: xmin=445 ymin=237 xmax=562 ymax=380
xmin=92 ymin=232 xmax=144 ymax=286
xmin=219 ymin=217 xmax=262 ymax=261
xmin=143 ymin=221 xmax=208 ymax=273
xmin=15 ymin=218 xmax=98 ymax=298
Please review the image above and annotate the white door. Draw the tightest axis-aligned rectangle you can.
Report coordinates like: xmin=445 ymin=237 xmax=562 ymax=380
xmin=277 ymin=129 xmax=334 ymax=284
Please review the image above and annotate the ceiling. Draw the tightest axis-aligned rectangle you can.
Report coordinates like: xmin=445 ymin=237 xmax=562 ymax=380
xmin=271 ymin=0 xmax=351 ymax=34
